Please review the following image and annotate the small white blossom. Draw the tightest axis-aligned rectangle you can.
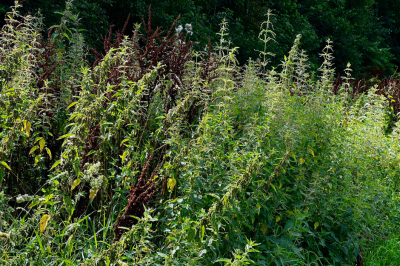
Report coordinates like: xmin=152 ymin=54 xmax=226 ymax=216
xmin=185 ymin=23 xmax=193 ymax=35
xmin=176 ymin=25 xmax=183 ymax=34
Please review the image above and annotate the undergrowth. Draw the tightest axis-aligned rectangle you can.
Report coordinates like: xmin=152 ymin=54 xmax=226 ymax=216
xmin=0 ymin=1 xmax=400 ymax=265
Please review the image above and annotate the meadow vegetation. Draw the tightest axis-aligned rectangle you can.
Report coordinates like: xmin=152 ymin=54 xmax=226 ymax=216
xmin=1 ymin=1 xmax=400 ymax=265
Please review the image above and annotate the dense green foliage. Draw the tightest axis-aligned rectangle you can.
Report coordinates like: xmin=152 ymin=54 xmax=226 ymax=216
xmin=1 ymin=2 xmax=400 ymax=265
xmin=2 ymin=0 xmax=400 ymax=75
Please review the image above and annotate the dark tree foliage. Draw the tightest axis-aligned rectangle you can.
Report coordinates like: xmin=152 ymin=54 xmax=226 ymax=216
xmin=1 ymin=0 xmax=400 ymax=75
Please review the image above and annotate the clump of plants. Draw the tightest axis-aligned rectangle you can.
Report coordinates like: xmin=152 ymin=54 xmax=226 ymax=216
xmin=0 ymin=1 xmax=400 ymax=265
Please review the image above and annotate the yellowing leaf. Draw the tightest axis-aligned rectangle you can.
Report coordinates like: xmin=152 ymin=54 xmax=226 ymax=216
xmin=261 ymin=224 xmax=268 ymax=235
xmin=308 ymin=149 xmax=314 ymax=157
xmin=279 ymin=182 xmax=283 ymax=189
xmin=314 ymin=222 xmax=319 ymax=229
xmin=121 ymin=151 xmax=127 ymax=163
xmin=343 ymin=119 xmax=347 ymax=127
xmin=39 ymin=214 xmax=50 ymax=233
xmin=42 ymin=194 xmax=53 ymax=204
xmin=25 ymin=121 xmax=31 ymax=137
xmin=276 ymin=216 xmax=281 ymax=223
xmin=45 ymin=147 xmax=52 ymax=160
xmin=270 ymin=183 xmax=277 ymax=193
xmin=0 ymin=161 xmax=11 ymax=171
xmin=29 ymin=146 xmax=39 ymax=155
xmin=167 ymin=178 xmax=177 ymax=191
xmin=39 ymin=139 xmax=46 ymax=152
xmin=299 ymin=158 xmax=305 ymax=165
xmin=71 ymin=179 xmax=81 ymax=191
xmin=89 ymin=187 xmax=98 ymax=201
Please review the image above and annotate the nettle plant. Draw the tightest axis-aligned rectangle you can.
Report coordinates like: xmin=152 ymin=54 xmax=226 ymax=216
xmin=1 ymin=1 xmax=400 ymax=265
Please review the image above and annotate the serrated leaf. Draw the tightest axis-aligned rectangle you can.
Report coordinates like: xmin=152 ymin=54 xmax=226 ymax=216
xmin=39 ymin=139 xmax=45 ymax=152
xmin=71 ymin=179 xmax=81 ymax=191
xmin=45 ymin=147 xmax=52 ymax=159
xmin=29 ymin=146 xmax=39 ymax=155
xmin=89 ymin=187 xmax=98 ymax=201
xmin=0 ymin=161 xmax=11 ymax=171
xmin=39 ymin=215 xmax=50 ymax=233
xmin=167 ymin=178 xmax=177 ymax=191
xmin=50 ymin=160 xmax=61 ymax=170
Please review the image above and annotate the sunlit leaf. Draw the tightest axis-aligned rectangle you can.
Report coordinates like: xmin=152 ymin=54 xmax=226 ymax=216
xmin=276 ymin=216 xmax=281 ymax=223
xmin=71 ymin=179 xmax=81 ymax=191
xmin=39 ymin=215 xmax=50 ymax=233
xmin=28 ymin=197 xmax=40 ymax=208
xmin=50 ymin=160 xmax=61 ymax=170
xmin=25 ymin=121 xmax=31 ymax=137
xmin=299 ymin=158 xmax=305 ymax=164
xmin=167 ymin=178 xmax=177 ymax=191
xmin=0 ymin=161 xmax=11 ymax=171
xmin=29 ymin=146 xmax=39 ymax=155
xmin=45 ymin=147 xmax=52 ymax=159
xmin=39 ymin=139 xmax=45 ymax=152
xmin=89 ymin=187 xmax=98 ymax=201
xmin=201 ymin=225 xmax=205 ymax=242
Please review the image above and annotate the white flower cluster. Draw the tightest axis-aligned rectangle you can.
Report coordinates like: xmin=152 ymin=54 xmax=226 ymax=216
xmin=82 ymin=162 xmax=104 ymax=189
xmin=176 ymin=23 xmax=193 ymax=36
xmin=16 ymin=194 xmax=34 ymax=203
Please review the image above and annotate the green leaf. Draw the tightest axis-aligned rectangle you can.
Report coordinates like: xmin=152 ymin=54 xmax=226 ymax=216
xmin=29 ymin=146 xmax=39 ymax=155
xmin=67 ymin=101 xmax=78 ymax=109
xmin=0 ymin=161 xmax=11 ymax=171
xmin=58 ymin=133 xmax=75 ymax=140
xmin=270 ymin=183 xmax=277 ymax=193
xmin=201 ymin=225 xmax=205 ymax=242
xmin=28 ymin=197 xmax=40 ymax=208
xmin=50 ymin=160 xmax=61 ymax=170
xmin=120 ymin=151 xmax=127 ymax=163
xmin=120 ymin=139 xmax=129 ymax=146
xmin=45 ymin=147 xmax=52 ymax=159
